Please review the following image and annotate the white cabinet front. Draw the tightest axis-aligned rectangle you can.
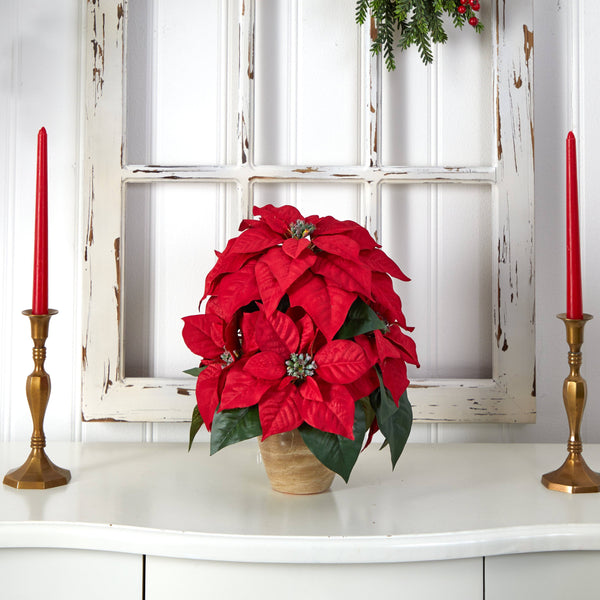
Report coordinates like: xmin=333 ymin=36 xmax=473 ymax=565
xmin=486 ymin=551 xmax=600 ymax=600
xmin=0 ymin=548 xmax=142 ymax=600
xmin=146 ymin=556 xmax=483 ymax=600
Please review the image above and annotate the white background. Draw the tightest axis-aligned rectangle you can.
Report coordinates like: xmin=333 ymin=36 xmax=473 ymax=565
xmin=0 ymin=1 xmax=597 ymax=445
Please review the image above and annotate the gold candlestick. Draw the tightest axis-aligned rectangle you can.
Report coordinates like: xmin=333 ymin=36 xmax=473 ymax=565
xmin=3 ymin=309 xmax=71 ymax=489
xmin=541 ymin=313 xmax=600 ymax=493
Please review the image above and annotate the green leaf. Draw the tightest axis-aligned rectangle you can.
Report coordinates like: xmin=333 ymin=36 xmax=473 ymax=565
xmin=188 ymin=405 xmax=204 ymax=451
xmin=371 ymin=369 xmax=412 ymax=468
xmin=183 ymin=366 xmax=206 ymax=377
xmin=359 ymin=396 xmax=376 ymax=429
xmin=299 ymin=402 xmax=367 ymax=483
xmin=335 ymin=298 xmax=387 ymax=339
xmin=209 ymin=406 xmax=263 ymax=455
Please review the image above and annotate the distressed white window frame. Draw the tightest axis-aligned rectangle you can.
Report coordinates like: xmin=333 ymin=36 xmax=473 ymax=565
xmin=82 ymin=0 xmax=534 ymax=423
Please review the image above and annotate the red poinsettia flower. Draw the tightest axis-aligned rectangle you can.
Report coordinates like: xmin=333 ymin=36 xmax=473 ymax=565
xmin=182 ymin=298 xmax=257 ymax=429
xmin=184 ymin=203 xmax=419 ymax=482
xmin=220 ymin=306 xmax=371 ymax=439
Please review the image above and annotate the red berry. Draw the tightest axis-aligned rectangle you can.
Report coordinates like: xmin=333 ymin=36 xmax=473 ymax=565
xmin=457 ymin=5 xmax=466 ymax=14
xmin=460 ymin=0 xmax=468 ymax=4
xmin=469 ymin=16 xmax=479 ymax=26
xmin=472 ymin=2 xmax=480 ymax=10
xmin=469 ymin=0 xmax=476 ymax=5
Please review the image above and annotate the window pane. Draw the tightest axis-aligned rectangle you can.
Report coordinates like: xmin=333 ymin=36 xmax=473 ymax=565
xmin=381 ymin=10 xmax=493 ymax=166
xmin=125 ymin=0 xmax=223 ymax=165
xmin=255 ymin=0 xmax=361 ymax=165
xmin=381 ymin=184 xmax=492 ymax=379
xmin=124 ymin=182 xmax=237 ymax=378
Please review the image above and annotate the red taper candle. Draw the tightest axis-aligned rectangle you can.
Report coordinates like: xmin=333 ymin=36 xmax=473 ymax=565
xmin=32 ymin=127 xmax=48 ymax=315
xmin=566 ymin=131 xmax=583 ymax=320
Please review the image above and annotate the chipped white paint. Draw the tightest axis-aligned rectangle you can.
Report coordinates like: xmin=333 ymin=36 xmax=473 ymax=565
xmin=82 ymin=0 xmax=534 ymax=423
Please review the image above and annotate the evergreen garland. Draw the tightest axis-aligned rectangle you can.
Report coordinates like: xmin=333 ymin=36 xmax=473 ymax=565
xmin=356 ymin=0 xmax=484 ymax=69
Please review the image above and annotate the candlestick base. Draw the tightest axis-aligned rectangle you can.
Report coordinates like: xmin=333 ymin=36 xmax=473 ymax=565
xmin=3 ymin=448 xmax=71 ymax=489
xmin=542 ymin=453 xmax=600 ymax=494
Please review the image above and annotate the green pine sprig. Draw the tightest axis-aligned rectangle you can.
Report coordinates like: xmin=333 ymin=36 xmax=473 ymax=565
xmin=356 ymin=0 xmax=484 ymax=69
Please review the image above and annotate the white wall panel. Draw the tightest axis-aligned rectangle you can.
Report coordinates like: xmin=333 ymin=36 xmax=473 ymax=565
xmin=0 ymin=2 xmax=18 ymax=442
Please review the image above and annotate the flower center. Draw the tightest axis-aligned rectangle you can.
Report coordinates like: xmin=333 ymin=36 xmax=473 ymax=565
xmin=220 ymin=350 xmax=234 ymax=367
xmin=285 ymin=352 xmax=317 ymax=380
xmin=289 ymin=219 xmax=316 ymax=239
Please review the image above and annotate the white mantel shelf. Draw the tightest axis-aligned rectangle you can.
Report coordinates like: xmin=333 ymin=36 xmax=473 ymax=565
xmin=2 ymin=442 xmax=600 ymax=564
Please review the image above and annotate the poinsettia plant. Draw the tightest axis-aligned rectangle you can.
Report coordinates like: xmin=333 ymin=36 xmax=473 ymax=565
xmin=182 ymin=204 xmax=419 ymax=482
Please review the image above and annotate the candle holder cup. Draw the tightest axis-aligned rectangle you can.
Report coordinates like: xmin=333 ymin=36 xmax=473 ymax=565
xmin=3 ymin=309 xmax=70 ymax=489
xmin=541 ymin=313 xmax=600 ymax=493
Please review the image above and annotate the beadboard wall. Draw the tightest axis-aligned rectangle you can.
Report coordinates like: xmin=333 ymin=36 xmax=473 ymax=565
xmin=1 ymin=1 xmax=599 ymax=445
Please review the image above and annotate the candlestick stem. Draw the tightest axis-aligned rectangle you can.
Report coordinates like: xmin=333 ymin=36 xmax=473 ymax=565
xmin=541 ymin=314 xmax=600 ymax=493
xmin=3 ymin=310 xmax=70 ymax=489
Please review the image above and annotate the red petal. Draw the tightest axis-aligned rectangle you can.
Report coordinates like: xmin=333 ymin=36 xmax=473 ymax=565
xmin=255 ymin=260 xmax=285 ymax=314
xmin=182 ymin=315 xmax=224 ymax=359
xmin=299 ymin=382 xmax=355 ymax=438
xmin=282 ymin=237 xmax=311 ymax=258
xmin=212 ymin=261 xmax=260 ymax=320
xmin=203 ymin=239 xmax=257 ymax=299
xmin=259 ymin=385 xmax=304 ymax=438
xmin=255 ymin=307 xmax=300 ymax=356
xmin=220 ymin=368 xmax=272 ymax=410
xmin=345 ymin=368 xmax=379 ymax=401
xmin=363 ymin=418 xmax=380 ymax=450
xmin=374 ymin=329 xmax=403 ymax=360
xmin=238 ymin=218 xmax=278 ymax=233
xmin=253 ymin=204 xmax=304 ymax=235
xmin=260 ymin=246 xmax=317 ymax=295
xmin=314 ymin=340 xmax=370 ymax=384
xmin=296 ymin=312 xmax=316 ymax=353
xmin=313 ymin=234 xmax=360 ymax=259
xmin=387 ymin=324 xmax=420 ymax=366
xmin=195 ymin=362 xmax=223 ymax=429
xmin=240 ymin=311 xmax=260 ymax=355
xmin=360 ymin=248 xmax=410 ymax=281
xmin=353 ymin=334 xmax=379 ymax=367
xmin=205 ymin=296 xmax=227 ymax=319
xmin=238 ymin=218 xmax=257 ymax=232
xmin=223 ymin=314 xmax=241 ymax=355
xmin=228 ymin=227 xmax=282 ymax=254
xmin=370 ymin=272 xmax=408 ymax=327
xmin=287 ymin=274 xmax=356 ymax=341
xmin=244 ymin=351 xmax=286 ymax=380
xmin=315 ymin=216 xmax=380 ymax=249
xmin=299 ymin=376 xmax=324 ymax=403
xmin=381 ymin=358 xmax=409 ymax=406
xmin=312 ymin=253 xmax=372 ymax=297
